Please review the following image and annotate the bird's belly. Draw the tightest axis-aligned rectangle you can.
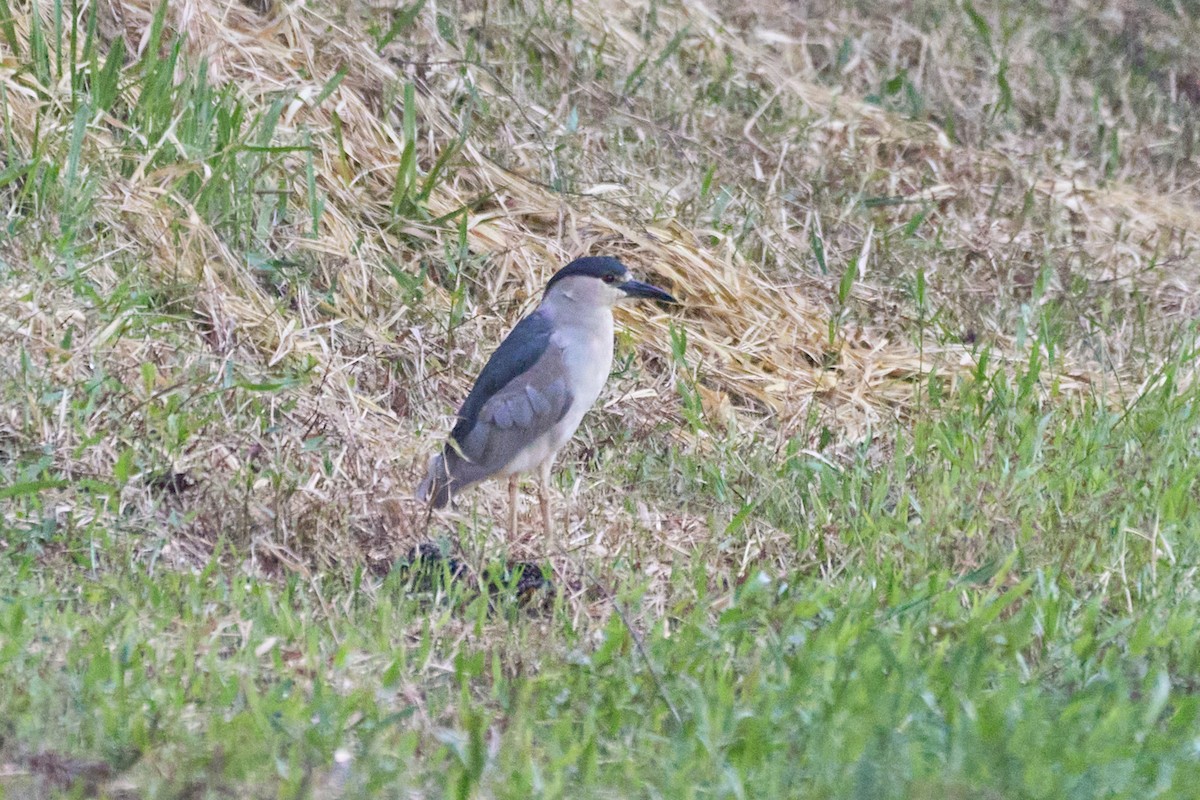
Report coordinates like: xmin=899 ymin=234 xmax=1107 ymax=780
xmin=496 ymin=399 xmax=596 ymax=476
xmin=497 ymin=429 xmax=562 ymax=475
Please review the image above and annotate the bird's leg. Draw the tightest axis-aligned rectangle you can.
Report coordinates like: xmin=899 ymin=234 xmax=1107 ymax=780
xmin=561 ymin=478 xmax=570 ymax=540
xmin=538 ymin=460 xmax=554 ymax=541
xmin=507 ymin=475 xmax=519 ymax=535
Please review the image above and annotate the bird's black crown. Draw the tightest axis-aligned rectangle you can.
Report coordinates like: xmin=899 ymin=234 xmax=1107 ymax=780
xmin=544 ymin=256 xmax=628 ymax=293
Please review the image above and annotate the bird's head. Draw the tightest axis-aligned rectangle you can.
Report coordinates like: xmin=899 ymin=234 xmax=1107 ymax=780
xmin=543 ymin=256 xmax=677 ymax=308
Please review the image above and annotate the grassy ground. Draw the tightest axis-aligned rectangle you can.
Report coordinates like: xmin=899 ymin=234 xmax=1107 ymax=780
xmin=2 ymin=0 xmax=1200 ymax=797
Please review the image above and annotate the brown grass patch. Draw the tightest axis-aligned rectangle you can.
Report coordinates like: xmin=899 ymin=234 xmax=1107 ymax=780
xmin=1 ymin=0 xmax=1196 ymax=602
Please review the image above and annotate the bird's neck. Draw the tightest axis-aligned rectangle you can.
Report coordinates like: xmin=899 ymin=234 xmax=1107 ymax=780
xmin=540 ymin=294 xmax=615 ymax=336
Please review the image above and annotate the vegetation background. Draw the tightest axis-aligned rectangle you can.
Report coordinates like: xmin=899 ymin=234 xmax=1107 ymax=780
xmin=2 ymin=0 xmax=1200 ymax=796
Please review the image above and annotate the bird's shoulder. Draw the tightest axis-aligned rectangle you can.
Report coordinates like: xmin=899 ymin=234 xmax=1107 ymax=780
xmin=451 ymin=309 xmax=559 ymax=441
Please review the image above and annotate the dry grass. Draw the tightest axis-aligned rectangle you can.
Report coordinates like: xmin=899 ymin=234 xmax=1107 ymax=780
xmin=5 ymin=4 xmax=1200 ymax=795
xmin=2 ymin=0 xmax=1197 ymax=600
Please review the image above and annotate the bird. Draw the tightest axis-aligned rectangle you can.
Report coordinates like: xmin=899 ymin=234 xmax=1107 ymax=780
xmin=418 ymin=256 xmax=677 ymax=539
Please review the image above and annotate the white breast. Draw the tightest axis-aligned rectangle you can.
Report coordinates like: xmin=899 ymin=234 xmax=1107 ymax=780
xmin=550 ymin=309 xmax=614 ymax=444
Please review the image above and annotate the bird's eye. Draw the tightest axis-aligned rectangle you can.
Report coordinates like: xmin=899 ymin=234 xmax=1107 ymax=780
xmin=602 ymin=274 xmax=616 ymax=284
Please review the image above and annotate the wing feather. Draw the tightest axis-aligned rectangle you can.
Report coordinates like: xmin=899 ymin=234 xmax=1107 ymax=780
xmin=461 ymin=344 xmax=573 ymax=472
xmin=509 ymin=394 xmax=533 ymax=428
xmin=526 ymin=384 xmax=551 ymax=416
xmin=450 ymin=310 xmax=553 ymax=444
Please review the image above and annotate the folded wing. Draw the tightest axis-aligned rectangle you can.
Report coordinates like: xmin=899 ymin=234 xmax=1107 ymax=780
xmin=419 ymin=311 xmax=574 ymax=507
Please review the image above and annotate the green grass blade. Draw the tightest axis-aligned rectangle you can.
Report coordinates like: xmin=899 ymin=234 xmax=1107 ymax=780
xmin=0 ymin=0 xmax=20 ymax=56
xmin=311 ymin=65 xmax=347 ymax=108
xmin=0 ymin=480 xmax=69 ymax=499
xmin=95 ymin=36 xmax=125 ymax=111
xmin=377 ymin=0 xmax=427 ymax=50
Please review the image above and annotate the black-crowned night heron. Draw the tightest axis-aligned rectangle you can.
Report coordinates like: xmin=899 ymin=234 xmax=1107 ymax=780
xmin=418 ymin=256 xmax=677 ymax=537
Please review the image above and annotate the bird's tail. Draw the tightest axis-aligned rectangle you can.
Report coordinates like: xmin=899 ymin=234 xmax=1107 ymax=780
xmin=418 ymin=447 xmax=492 ymax=508
xmin=417 ymin=451 xmax=454 ymax=509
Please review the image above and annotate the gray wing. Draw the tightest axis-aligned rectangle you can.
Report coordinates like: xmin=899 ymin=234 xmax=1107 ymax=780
xmin=418 ymin=314 xmax=575 ymax=508
xmin=450 ymin=311 xmax=553 ymax=444
xmin=455 ymin=343 xmax=575 ymax=474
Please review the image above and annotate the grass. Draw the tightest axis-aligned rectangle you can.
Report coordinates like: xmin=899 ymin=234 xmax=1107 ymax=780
xmin=4 ymin=364 xmax=1200 ymax=796
xmin=2 ymin=0 xmax=1200 ymax=796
